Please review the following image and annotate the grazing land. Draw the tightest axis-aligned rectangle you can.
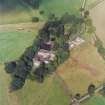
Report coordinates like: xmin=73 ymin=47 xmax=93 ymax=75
xmin=57 ymin=42 xmax=105 ymax=95
xmin=0 ymin=22 xmax=44 ymax=63
xmin=0 ymin=64 xmax=69 ymax=105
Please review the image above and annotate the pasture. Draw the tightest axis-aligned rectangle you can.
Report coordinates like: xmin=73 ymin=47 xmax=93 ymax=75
xmin=57 ymin=42 xmax=105 ymax=95
xmin=0 ymin=64 xmax=69 ymax=105
xmin=0 ymin=22 xmax=44 ymax=63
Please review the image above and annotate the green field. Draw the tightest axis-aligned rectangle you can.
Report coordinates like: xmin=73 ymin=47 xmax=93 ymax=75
xmin=0 ymin=29 xmax=36 ymax=63
xmin=0 ymin=22 xmax=44 ymax=63
xmin=0 ymin=65 xmax=69 ymax=105
xmin=82 ymin=94 xmax=105 ymax=105
xmin=40 ymin=0 xmax=81 ymax=17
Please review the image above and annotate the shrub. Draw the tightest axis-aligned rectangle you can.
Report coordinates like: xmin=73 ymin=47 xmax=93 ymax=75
xmin=5 ymin=61 xmax=16 ymax=74
xmin=88 ymin=84 xmax=96 ymax=96
xmin=39 ymin=10 xmax=44 ymax=15
xmin=10 ymin=77 xmax=25 ymax=91
xmin=32 ymin=17 xmax=39 ymax=22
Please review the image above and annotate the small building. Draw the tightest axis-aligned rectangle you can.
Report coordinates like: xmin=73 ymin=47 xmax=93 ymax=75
xmin=68 ymin=37 xmax=85 ymax=50
xmin=33 ymin=49 xmax=55 ymax=68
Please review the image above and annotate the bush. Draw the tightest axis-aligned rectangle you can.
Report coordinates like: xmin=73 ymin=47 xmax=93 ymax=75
xmin=10 ymin=77 xmax=25 ymax=91
xmin=75 ymin=93 xmax=81 ymax=100
xmin=32 ymin=17 xmax=39 ymax=22
xmin=88 ymin=84 xmax=96 ymax=96
xmin=39 ymin=10 xmax=44 ymax=15
xmin=5 ymin=61 xmax=16 ymax=74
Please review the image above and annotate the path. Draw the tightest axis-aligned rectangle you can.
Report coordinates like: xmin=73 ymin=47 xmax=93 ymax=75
xmin=79 ymin=84 xmax=103 ymax=103
xmin=0 ymin=22 xmax=44 ymax=31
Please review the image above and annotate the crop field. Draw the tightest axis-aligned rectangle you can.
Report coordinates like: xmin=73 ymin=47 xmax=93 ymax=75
xmin=90 ymin=0 xmax=105 ymax=47
xmin=81 ymin=94 xmax=105 ymax=105
xmin=0 ymin=64 xmax=69 ymax=105
xmin=57 ymin=42 xmax=105 ymax=95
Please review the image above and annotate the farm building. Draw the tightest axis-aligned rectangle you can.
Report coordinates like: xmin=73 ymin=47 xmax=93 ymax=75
xmin=33 ymin=41 xmax=55 ymax=68
xmin=68 ymin=37 xmax=85 ymax=50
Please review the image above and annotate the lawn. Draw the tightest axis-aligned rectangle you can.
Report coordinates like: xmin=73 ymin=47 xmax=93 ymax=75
xmin=40 ymin=0 xmax=81 ymax=17
xmin=57 ymin=42 xmax=105 ymax=96
xmin=81 ymin=94 xmax=105 ymax=105
xmin=0 ymin=64 xmax=69 ymax=105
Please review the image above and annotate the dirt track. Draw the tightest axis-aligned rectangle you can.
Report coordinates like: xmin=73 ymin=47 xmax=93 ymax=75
xmin=0 ymin=22 xmax=44 ymax=31
xmin=90 ymin=0 xmax=105 ymax=46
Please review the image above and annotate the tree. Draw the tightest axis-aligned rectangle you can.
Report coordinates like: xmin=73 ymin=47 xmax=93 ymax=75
xmin=88 ymin=84 xmax=95 ymax=96
xmin=10 ymin=77 xmax=25 ymax=92
xmin=34 ymin=62 xmax=47 ymax=83
xmin=5 ymin=61 xmax=16 ymax=73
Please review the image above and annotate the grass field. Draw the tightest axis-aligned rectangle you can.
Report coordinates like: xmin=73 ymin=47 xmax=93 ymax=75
xmin=40 ymin=0 xmax=81 ymax=17
xmin=0 ymin=22 xmax=44 ymax=63
xmin=0 ymin=64 xmax=69 ymax=105
xmin=57 ymin=42 xmax=105 ymax=95
xmin=81 ymin=94 xmax=105 ymax=105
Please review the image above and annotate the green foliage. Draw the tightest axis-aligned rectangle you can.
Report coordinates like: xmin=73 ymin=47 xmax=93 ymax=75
xmin=5 ymin=61 xmax=16 ymax=73
xmin=88 ymin=84 xmax=96 ymax=96
xmin=56 ymin=49 xmax=70 ymax=64
xmin=95 ymin=37 xmax=105 ymax=60
xmin=32 ymin=17 xmax=39 ymax=22
xmin=10 ymin=77 xmax=25 ymax=91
